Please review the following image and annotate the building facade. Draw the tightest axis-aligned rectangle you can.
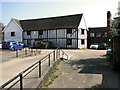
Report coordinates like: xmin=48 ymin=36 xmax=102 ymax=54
xmin=3 ymin=14 xmax=88 ymax=49
xmin=87 ymin=27 xmax=110 ymax=48
xmin=3 ymin=18 xmax=23 ymax=42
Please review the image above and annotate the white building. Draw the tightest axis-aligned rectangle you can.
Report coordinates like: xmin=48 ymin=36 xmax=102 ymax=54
xmin=3 ymin=14 xmax=88 ymax=49
xmin=3 ymin=18 xmax=23 ymax=42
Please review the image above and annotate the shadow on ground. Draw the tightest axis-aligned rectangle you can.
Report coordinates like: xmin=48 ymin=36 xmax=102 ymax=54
xmin=67 ymin=57 xmax=120 ymax=89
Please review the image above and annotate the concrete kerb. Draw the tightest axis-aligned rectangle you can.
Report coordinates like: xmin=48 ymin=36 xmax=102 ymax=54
xmin=37 ymin=58 xmax=61 ymax=88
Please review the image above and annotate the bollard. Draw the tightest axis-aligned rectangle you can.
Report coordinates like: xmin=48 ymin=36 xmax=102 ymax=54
xmin=31 ymin=48 xmax=33 ymax=54
xmin=25 ymin=48 xmax=27 ymax=55
xmin=20 ymin=74 xmax=23 ymax=90
xmin=54 ymin=51 xmax=55 ymax=61
xmin=16 ymin=49 xmax=18 ymax=58
xmin=39 ymin=61 xmax=41 ymax=78
xmin=49 ymin=54 xmax=50 ymax=66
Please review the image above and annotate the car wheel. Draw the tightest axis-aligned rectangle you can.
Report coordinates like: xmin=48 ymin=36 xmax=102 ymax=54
xmin=12 ymin=47 xmax=15 ymax=50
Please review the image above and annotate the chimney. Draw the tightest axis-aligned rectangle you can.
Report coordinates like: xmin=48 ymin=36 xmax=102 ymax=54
xmin=107 ymin=11 xmax=111 ymax=27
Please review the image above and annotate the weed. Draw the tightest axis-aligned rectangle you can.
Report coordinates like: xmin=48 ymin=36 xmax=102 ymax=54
xmin=45 ymin=81 xmax=52 ymax=87
xmin=29 ymin=54 xmax=32 ymax=56
xmin=79 ymin=48 xmax=87 ymax=50
xmin=59 ymin=59 xmax=62 ymax=62
xmin=100 ymin=55 xmax=107 ymax=57
xmin=44 ymin=63 xmax=62 ymax=87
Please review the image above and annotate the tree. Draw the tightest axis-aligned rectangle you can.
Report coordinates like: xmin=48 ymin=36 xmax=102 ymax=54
xmin=108 ymin=5 xmax=120 ymax=71
xmin=0 ymin=22 xmax=5 ymax=41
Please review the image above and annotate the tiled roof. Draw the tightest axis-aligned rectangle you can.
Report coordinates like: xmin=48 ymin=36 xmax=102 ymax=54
xmin=19 ymin=14 xmax=83 ymax=31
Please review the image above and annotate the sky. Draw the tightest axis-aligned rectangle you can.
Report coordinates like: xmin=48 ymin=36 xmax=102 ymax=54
xmin=0 ymin=0 xmax=120 ymax=27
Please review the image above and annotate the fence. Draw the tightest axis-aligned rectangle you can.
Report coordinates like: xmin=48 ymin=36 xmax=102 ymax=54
xmin=2 ymin=47 xmax=41 ymax=62
xmin=0 ymin=48 xmax=68 ymax=89
xmin=15 ymin=47 xmax=41 ymax=58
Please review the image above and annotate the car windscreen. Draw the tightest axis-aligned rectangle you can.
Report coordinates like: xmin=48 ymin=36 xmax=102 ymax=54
xmin=92 ymin=43 xmax=98 ymax=45
xmin=12 ymin=43 xmax=17 ymax=45
xmin=2 ymin=42 xmax=10 ymax=45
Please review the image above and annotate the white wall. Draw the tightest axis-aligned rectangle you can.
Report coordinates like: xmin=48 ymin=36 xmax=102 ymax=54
xmin=77 ymin=15 xmax=88 ymax=49
xmin=77 ymin=29 xmax=87 ymax=49
xmin=4 ymin=19 xmax=23 ymax=42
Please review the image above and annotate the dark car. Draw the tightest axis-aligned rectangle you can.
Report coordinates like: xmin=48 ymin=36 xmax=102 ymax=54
xmin=98 ymin=43 xmax=108 ymax=49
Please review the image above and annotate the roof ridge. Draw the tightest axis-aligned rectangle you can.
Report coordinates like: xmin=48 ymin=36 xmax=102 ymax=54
xmin=20 ymin=13 xmax=83 ymax=21
xmin=13 ymin=18 xmax=22 ymax=28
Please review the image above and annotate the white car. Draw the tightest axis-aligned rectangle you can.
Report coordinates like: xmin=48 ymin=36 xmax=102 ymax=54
xmin=90 ymin=43 xmax=99 ymax=49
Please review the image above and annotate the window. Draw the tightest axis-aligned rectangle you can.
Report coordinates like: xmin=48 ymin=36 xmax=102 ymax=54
xmin=118 ymin=31 xmax=120 ymax=35
xmin=81 ymin=39 xmax=84 ymax=45
xmin=117 ymin=23 xmax=120 ymax=29
xmin=90 ymin=33 xmax=95 ymax=37
xmin=81 ymin=29 xmax=84 ymax=34
xmin=96 ymin=32 xmax=101 ymax=37
xmin=11 ymin=32 xmax=15 ymax=36
xmin=39 ymin=30 xmax=43 ymax=35
xmin=67 ymin=39 xmax=72 ymax=45
xmin=103 ymin=32 xmax=107 ymax=37
xmin=27 ymin=31 xmax=31 ymax=35
xmin=67 ymin=29 xmax=72 ymax=34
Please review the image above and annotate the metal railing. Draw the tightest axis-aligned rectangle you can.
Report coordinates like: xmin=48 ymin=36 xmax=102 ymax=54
xmin=0 ymin=48 xmax=68 ymax=89
xmin=15 ymin=47 xmax=41 ymax=58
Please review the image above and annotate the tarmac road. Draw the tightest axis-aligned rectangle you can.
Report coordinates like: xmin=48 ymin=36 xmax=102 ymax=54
xmin=49 ymin=49 xmax=120 ymax=88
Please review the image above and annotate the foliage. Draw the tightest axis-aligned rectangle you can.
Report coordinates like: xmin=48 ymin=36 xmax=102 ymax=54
xmin=0 ymin=22 xmax=5 ymax=41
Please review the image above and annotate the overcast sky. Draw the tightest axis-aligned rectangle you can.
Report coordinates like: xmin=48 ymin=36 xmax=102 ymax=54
xmin=1 ymin=0 xmax=120 ymax=27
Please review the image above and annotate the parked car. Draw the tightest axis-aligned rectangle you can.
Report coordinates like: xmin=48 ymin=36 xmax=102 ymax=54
xmin=98 ymin=43 xmax=108 ymax=50
xmin=2 ymin=41 xmax=24 ymax=50
xmin=90 ymin=43 xmax=99 ymax=49
xmin=107 ymin=48 xmax=112 ymax=55
xmin=0 ymin=41 xmax=2 ymax=49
